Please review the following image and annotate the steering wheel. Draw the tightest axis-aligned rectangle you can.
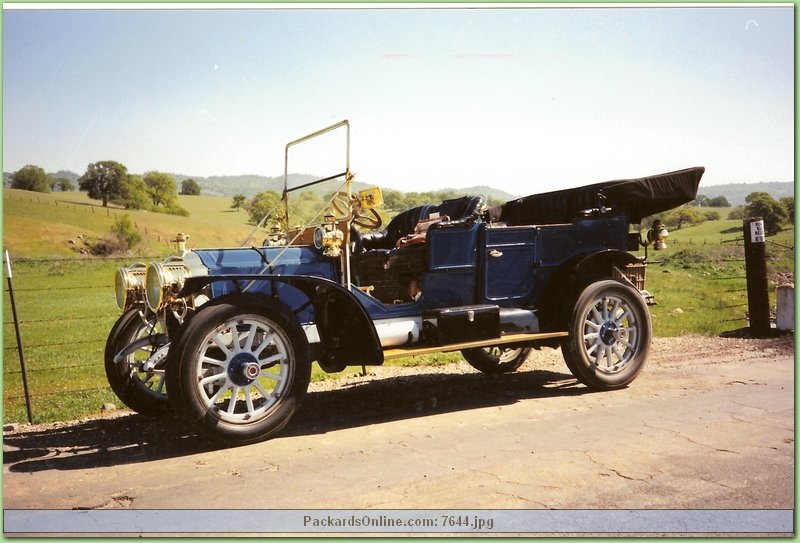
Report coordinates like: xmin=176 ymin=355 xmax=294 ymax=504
xmin=331 ymin=192 xmax=383 ymax=230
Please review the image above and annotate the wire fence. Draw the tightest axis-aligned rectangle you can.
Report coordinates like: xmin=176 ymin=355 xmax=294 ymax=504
xmin=2 ymin=254 xmax=166 ymax=424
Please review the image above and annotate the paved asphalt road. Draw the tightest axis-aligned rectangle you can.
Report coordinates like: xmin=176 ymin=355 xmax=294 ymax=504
xmin=3 ymin=336 xmax=794 ymax=536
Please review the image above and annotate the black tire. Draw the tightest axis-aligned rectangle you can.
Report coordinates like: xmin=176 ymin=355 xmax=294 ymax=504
xmin=462 ymin=346 xmax=531 ymax=374
xmin=166 ymin=297 xmax=311 ymax=445
xmin=104 ymin=309 xmax=171 ymax=416
xmin=561 ymin=279 xmax=651 ymax=390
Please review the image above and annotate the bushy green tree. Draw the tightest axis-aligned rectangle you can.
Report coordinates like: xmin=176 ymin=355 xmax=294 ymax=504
xmin=181 ymin=178 xmax=202 ymax=195
xmin=79 ymin=161 xmax=127 ymax=206
xmin=382 ymin=189 xmax=405 ymax=211
xmin=50 ymin=177 xmax=75 ymax=192
xmin=290 ymin=191 xmax=325 ymax=226
xmin=143 ymin=171 xmax=178 ymax=208
xmin=779 ymin=196 xmax=794 ymax=223
xmin=745 ymin=192 xmax=788 ymax=235
xmin=245 ymin=190 xmax=284 ymax=227
xmin=707 ymin=196 xmax=731 ymax=207
xmin=231 ymin=194 xmax=246 ymax=211
xmin=660 ymin=206 xmax=705 ymax=229
xmin=11 ymin=165 xmax=50 ymax=192
xmin=114 ymin=174 xmax=149 ymax=210
xmin=727 ymin=206 xmax=747 ymax=220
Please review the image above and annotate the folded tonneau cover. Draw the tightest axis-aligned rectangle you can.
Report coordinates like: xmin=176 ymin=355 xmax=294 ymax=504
xmin=499 ymin=166 xmax=705 ymax=225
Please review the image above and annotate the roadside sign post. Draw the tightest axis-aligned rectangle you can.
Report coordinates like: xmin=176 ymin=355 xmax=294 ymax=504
xmin=743 ymin=218 xmax=771 ymax=338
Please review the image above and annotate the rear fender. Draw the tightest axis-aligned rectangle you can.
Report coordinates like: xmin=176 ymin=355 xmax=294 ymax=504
xmin=538 ymin=250 xmax=641 ymax=330
xmin=181 ymin=275 xmax=383 ymax=367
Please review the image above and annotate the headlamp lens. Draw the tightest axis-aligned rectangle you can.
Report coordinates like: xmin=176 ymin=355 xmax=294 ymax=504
xmin=115 ymin=263 xmax=146 ymax=311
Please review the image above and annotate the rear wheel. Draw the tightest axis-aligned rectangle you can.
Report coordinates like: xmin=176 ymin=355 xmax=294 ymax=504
xmin=166 ymin=297 xmax=311 ymax=445
xmin=462 ymin=346 xmax=531 ymax=374
xmin=561 ymin=279 xmax=651 ymax=390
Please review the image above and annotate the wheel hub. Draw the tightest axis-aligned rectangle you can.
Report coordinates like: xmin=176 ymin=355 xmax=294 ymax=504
xmin=228 ymin=352 xmax=261 ymax=386
xmin=599 ymin=322 xmax=626 ymax=346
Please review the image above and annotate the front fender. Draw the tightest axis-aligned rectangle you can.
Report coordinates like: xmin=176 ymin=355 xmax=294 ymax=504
xmin=181 ymin=275 xmax=383 ymax=367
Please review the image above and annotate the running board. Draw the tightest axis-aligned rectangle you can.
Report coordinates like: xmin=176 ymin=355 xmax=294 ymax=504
xmin=382 ymin=331 xmax=569 ymax=361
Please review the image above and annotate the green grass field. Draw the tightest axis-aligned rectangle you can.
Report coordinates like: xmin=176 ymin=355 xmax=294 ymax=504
xmin=2 ymin=188 xmax=794 ymax=423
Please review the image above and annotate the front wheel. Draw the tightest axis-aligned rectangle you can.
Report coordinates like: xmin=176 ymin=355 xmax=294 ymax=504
xmin=462 ymin=346 xmax=531 ymax=374
xmin=561 ymin=279 xmax=651 ymax=390
xmin=166 ymin=297 xmax=311 ymax=445
xmin=104 ymin=309 xmax=171 ymax=416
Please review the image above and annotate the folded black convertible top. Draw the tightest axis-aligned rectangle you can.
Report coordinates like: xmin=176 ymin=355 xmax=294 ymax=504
xmin=498 ymin=166 xmax=705 ymax=226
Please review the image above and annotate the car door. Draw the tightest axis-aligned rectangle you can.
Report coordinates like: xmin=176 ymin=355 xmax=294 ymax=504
xmin=482 ymin=226 xmax=538 ymax=303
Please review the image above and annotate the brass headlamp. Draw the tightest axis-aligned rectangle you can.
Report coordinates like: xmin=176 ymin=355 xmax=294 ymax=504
xmin=144 ymin=257 xmax=191 ymax=313
xmin=114 ymin=263 xmax=147 ymax=311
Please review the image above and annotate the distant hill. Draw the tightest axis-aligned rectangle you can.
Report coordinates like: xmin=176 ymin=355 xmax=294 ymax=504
xmin=2 ymin=170 xmax=791 ymax=207
xmin=169 ymin=174 xmax=519 ymax=203
xmin=698 ymin=182 xmax=794 ymax=207
xmin=170 ymin=173 xmax=316 ymax=197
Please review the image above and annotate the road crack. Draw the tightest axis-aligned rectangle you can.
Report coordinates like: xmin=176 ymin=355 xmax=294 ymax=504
xmin=580 ymin=450 xmax=650 ymax=482
xmin=643 ymin=423 xmax=741 ymax=455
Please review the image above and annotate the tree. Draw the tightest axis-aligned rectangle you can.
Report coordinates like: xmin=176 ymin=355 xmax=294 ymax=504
xmin=114 ymin=174 xmax=149 ymax=210
xmin=143 ymin=171 xmax=178 ymax=208
xmin=245 ymin=190 xmax=284 ymax=227
xmin=779 ymin=196 xmax=794 ymax=223
xmin=290 ymin=191 xmax=324 ymax=226
xmin=50 ymin=177 xmax=75 ymax=192
xmin=11 ymin=165 xmax=50 ymax=192
xmin=707 ymin=196 xmax=731 ymax=207
xmin=181 ymin=178 xmax=202 ymax=195
xmin=231 ymin=194 xmax=247 ymax=211
xmin=381 ymin=189 xmax=405 ymax=211
xmin=660 ymin=206 xmax=704 ymax=230
xmin=676 ymin=206 xmax=703 ymax=229
xmin=78 ymin=161 xmax=128 ymax=206
xmin=745 ymin=192 xmax=788 ymax=235
xmin=728 ymin=206 xmax=747 ymax=220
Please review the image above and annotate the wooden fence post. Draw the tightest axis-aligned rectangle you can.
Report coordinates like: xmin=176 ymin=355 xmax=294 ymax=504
xmin=743 ymin=217 xmax=771 ymax=337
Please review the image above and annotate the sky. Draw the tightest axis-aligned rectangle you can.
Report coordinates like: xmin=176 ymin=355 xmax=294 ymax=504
xmin=2 ymin=3 xmax=794 ymax=196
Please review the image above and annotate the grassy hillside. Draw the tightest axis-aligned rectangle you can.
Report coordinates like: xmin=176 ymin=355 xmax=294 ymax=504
xmin=4 ymin=188 xmax=258 ymax=258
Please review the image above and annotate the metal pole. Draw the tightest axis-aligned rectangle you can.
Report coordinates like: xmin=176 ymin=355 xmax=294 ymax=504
xmin=4 ymin=250 xmax=33 ymax=423
xmin=743 ymin=218 xmax=771 ymax=338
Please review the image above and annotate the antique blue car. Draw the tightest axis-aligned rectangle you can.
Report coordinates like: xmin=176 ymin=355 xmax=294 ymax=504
xmin=106 ymin=120 xmax=704 ymax=445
